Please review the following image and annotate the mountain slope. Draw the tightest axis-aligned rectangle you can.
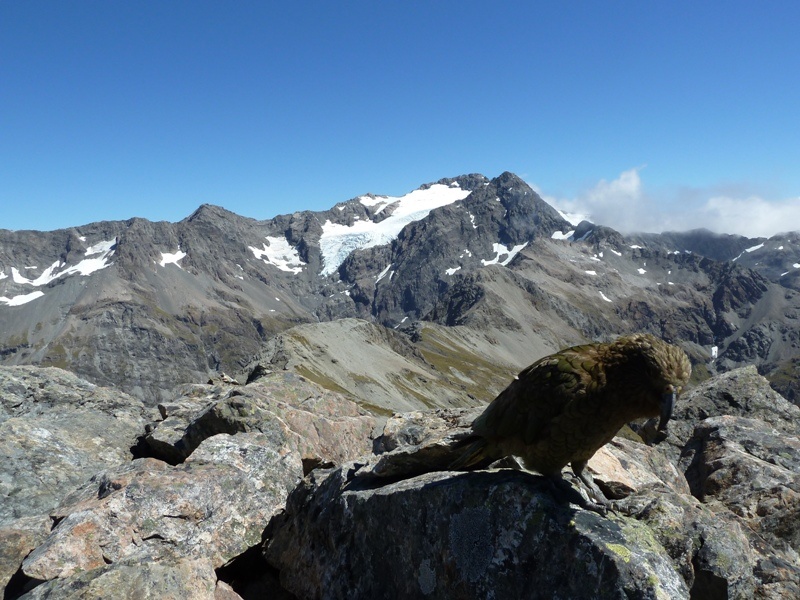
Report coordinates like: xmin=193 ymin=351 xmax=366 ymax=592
xmin=1 ymin=171 xmax=799 ymax=407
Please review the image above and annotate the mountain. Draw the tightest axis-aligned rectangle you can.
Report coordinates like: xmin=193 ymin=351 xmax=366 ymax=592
xmin=3 ymin=171 xmax=800 ymax=597
xmin=1 ymin=171 xmax=799 ymax=407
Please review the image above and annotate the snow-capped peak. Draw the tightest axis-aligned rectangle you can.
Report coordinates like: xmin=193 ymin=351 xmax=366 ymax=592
xmin=319 ymin=183 xmax=470 ymax=276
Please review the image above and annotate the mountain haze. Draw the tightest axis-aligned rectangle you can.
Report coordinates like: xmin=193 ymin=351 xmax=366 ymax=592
xmin=1 ymin=172 xmax=799 ymax=407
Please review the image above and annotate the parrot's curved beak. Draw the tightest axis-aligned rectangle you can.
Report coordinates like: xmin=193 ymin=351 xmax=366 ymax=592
xmin=658 ymin=391 xmax=676 ymax=431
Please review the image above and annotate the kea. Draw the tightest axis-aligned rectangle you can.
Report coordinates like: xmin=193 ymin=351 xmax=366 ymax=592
xmin=451 ymin=333 xmax=691 ymax=508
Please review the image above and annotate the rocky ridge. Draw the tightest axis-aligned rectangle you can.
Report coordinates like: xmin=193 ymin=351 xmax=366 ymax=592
xmin=2 ymin=358 xmax=799 ymax=598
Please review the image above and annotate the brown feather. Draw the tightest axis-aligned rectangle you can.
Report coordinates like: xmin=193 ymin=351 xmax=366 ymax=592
xmin=453 ymin=334 xmax=691 ymax=478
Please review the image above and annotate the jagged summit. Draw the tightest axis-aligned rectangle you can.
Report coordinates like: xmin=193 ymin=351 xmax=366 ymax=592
xmin=183 ymin=203 xmax=247 ymax=223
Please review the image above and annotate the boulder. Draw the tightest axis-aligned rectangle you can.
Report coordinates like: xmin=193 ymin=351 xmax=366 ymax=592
xmin=266 ymin=465 xmax=689 ymax=599
xmin=21 ymin=433 xmax=299 ymax=583
xmin=143 ymin=372 xmax=378 ymax=469
xmin=18 ymin=556 xmax=221 ymax=600
xmin=682 ymin=415 xmax=800 ymax=557
xmin=0 ymin=366 xmax=150 ymax=525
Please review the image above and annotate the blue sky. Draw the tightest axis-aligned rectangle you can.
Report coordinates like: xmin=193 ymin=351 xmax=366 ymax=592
xmin=2 ymin=1 xmax=799 ymax=236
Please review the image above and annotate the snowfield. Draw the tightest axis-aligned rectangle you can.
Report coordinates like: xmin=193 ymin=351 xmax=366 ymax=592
xmin=0 ymin=238 xmax=116 ymax=306
xmin=319 ymin=183 xmax=470 ymax=276
xmin=249 ymin=236 xmax=307 ymax=274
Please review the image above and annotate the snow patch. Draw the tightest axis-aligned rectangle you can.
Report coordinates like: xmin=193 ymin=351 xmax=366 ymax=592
xmin=609 ymin=248 xmax=622 ymax=256
xmin=732 ymin=243 xmax=765 ymax=262
xmin=555 ymin=208 xmax=590 ymax=227
xmin=551 ymin=230 xmax=574 ymax=240
xmin=630 ymin=245 xmax=643 ymax=249
xmin=159 ymin=250 xmax=187 ymax=268
xmin=638 ymin=268 xmax=647 ymax=275
xmin=0 ymin=290 xmax=45 ymax=306
xmin=376 ymin=264 xmax=393 ymax=283
xmin=445 ymin=266 xmax=461 ymax=276
xmin=469 ymin=213 xmax=477 ymax=229
xmin=599 ymin=291 xmax=612 ymax=303
xmin=585 ymin=270 xmax=597 ymax=276
xmin=85 ymin=239 xmax=116 ymax=256
xmin=319 ymin=183 xmax=470 ymax=276
xmin=481 ymin=242 xmax=528 ymax=267
xmin=711 ymin=346 xmax=719 ymax=360
xmin=9 ymin=239 xmax=116 ymax=287
xmin=0 ymin=271 xmax=6 ymax=280
xmin=249 ymin=236 xmax=306 ymax=274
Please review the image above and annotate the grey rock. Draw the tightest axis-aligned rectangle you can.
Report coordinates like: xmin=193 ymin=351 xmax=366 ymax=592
xmin=21 ymin=434 xmax=299 ymax=584
xmin=657 ymin=365 xmax=800 ymax=464
xmin=143 ymin=371 xmax=378 ymax=468
xmin=682 ymin=415 xmax=800 ymax=557
xmin=266 ymin=467 xmax=689 ymax=599
xmin=0 ymin=366 xmax=149 ymax=525
xmin=19 ymin=556 xmax=220 ymax=600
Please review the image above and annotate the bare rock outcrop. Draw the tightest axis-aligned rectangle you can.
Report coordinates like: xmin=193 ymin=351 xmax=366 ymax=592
xmin=264 ymin=366 xmax=800 ymax=598
xmin=1 ymin=368 xmax=377 ymax=599
xmin=142 ymin=371 xmax=378 ymax=469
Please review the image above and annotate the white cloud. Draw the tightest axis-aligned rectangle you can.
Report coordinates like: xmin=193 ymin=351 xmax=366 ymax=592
xmin=693 ymin=195 xmax=800 ymax=238
xmin=536 ymin=168 xmax=800 ymax=238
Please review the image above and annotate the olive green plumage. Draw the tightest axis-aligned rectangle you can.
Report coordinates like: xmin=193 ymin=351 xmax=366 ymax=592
xmin=453 ymin=334 xmax=691 ymax=481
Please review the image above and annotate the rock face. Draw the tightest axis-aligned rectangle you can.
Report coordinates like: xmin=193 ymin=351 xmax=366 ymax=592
xmin=0 ymin=366 xmax=150 ymax=525
xmin=265 ymin=366 xmax=800 ymax=599
xmin=268 ymin=468 xmax=690 ymax=599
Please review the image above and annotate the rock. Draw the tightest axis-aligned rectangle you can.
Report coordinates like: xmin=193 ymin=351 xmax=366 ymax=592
xmin=18 ymin=556 xmax=220 ymax=600
xmin=657 ymin=365 xmax=800 ymax=464
xmin=0 ymin=366 xmax=150 ymax=525
xmin=21 ymin=432 xmax=300 ymax=584
xmin=616 ymin=488 xmax=759 ymax=598
xmin=143 ymin=372 xmax=378 ymax=469
xmin=265 ymin=466 xmax=689 ymax=599
xmin=0 ymin=516 xmax=50 ymax=591
xmin=682 ymin=416 xmax=800 ymax=557
xmin=4 ymin=371 xmax=378 ymax=598
xmin=587 ymin=438 xmax=690 ymax=499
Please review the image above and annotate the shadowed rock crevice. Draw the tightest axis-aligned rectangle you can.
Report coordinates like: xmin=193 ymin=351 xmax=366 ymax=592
xmin=3 ymin=568 xmax=45 ymax=600
xmin=215 ymin=543 xmax=297 ymax=600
